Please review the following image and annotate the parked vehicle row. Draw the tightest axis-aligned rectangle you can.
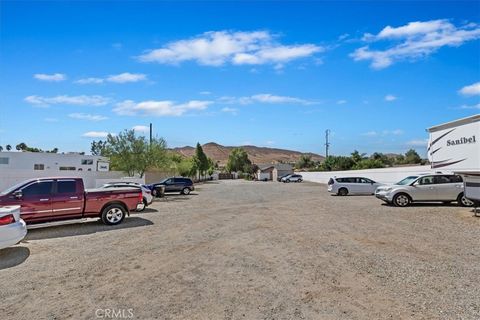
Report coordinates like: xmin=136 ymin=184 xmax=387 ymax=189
xmin=328 ymin=173 xmax=474 ymax=207
xmin=0 ymin=178 xmax=143 ymax=226
xmin=0 ymin=175 xmax=197 ymax=251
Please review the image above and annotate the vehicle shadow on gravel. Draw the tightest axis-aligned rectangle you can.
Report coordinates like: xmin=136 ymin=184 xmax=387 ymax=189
xmin=381 ymin=202 xmax=461 ymax=207
xmin=24 ymin=217 xmax=153 ymax=241
xmin=0 ymin=246 xmax=30 ymax=270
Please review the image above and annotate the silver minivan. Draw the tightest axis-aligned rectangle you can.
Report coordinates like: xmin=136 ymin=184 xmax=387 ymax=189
xmin=328 ymin=177 xmax=383 ymax=196
xmin=375 ymin=173 xmax=473 ymax=207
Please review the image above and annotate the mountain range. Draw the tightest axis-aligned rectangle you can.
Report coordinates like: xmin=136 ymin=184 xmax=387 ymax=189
xmin=172 ymin=142 xmax=325 ymax=165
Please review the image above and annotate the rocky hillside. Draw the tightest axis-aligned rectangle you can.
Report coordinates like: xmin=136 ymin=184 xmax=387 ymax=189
xmin=172 ymin=142 xmax=324 ymax=165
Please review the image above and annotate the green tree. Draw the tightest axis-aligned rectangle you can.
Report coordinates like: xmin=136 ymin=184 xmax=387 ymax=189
xmin=194 ymin=143 xmax=209 ymax=179
xmin=404 ymin=149 xmax=422 ymax=164
xmin=296 ymin=154 xmax=314 ymax=169
xmin=5 ymin=145 xmax=11 ymax=151
xmin=226 ymin=148 xmax=252 ymax=173
xmin=91 ymin=140 xmax=108 ymax=156
xmin=99 ymin=129 xmax=168 ymax=177
xmin=350 ymin=150 xmax=366 ymax=165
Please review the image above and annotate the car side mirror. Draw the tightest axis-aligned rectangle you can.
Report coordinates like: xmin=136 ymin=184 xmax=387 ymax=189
xmin=13 ymin=190 xmax=23 ymax=199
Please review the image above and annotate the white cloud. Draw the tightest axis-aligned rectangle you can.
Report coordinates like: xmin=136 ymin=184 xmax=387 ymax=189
xmin=106 ymin=72 xmax=147 ymax=83
xmin=199 ymin=91 xmax=212 ymax=95
xmin=25 ymin=95 xmax=111 ymax=106
xmin=385 ymin=94 xmax=397 ymax=101
xmin=459 ymin=103 xmax=480 ymax=109
xmin=75 ymin=73 xmax=147 ymax=84
xmin=137 ymin=30 xmax=323 ymax=67
xmin=82 ymin=131 xmax=112 ymax=138
xmin=69 ymin=113 xmax=108 ymax=121
xmin=34 ymin=73 xmax=66 ymax=82
xmin=459 ymin=82 xmax=480 ymax=96
xmin=265 ymin=140 xmax=275 ymax=145
xmin=221 ymin=107 xmax=238 ymax=115
xmin=114 ymin=100 xmax=212 ymax=117
xmin=75 ymin=77 xmax=104 ymax=84
xmin=219 ymin=93 xmax=315 ymax=105
xmin=363 ymin=129 xmax=403 ymax=137
xmin=132 ymin=125 xmax=150 ymax=132
xmin=351 ymin=19 xmax=480 ymax=69
xmin=336 ymin=99 xmax=347 ymax=105
xmin=407 ymin=138 xmax=429 ymax=147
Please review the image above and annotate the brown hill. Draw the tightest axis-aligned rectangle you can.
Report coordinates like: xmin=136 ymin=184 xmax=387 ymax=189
xmin=172 ymin=142 xmax=324 ymax=165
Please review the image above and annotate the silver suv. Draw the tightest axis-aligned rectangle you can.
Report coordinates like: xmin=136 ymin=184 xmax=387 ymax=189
xmin=375 ymin=173 xmax=473 ymax=207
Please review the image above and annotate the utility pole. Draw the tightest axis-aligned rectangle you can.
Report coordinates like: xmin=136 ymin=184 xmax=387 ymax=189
xmin=149 ymin=123 xmax=153 ymax=145
xmin=325 ymin=129 xmax=330 ymax=158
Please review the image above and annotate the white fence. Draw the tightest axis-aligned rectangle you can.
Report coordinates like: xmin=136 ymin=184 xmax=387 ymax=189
xmin=0 ymin=169 xmax=145 ymax=191
xmin=298 ymin=165 xmax=434 ymax=184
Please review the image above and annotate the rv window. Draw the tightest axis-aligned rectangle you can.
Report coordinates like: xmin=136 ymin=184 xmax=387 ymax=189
xmin=0 ymin=157 xmax=9 ymax=165
xmin=34 ymin=164 xmax=45 ymax=170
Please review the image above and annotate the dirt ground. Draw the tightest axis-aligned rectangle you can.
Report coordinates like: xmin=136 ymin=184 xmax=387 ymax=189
xmin=1 ymin=180 xmax=479 ymax=320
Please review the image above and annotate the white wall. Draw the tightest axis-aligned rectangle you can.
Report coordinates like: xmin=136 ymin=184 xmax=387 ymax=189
xmin=299 ymin=165 xmax=434 ymax=184
xmin=0 ymin=169 xmax=145 ymax=191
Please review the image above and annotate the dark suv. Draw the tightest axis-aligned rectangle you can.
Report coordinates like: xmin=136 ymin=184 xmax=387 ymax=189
xmin=147 ymin=177 xmax=194 ymax=196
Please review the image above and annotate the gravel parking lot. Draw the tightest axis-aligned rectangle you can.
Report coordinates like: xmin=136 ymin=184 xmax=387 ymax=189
xmin=1 ymin=179 xmax=479 ymax=320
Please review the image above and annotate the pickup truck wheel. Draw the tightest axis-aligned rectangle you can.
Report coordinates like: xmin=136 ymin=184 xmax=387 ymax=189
xmin=181 ymin=187 xmax=191 ymax=195
xmin=101 ymin=204 xmax=126 ymax=225
xmin=457 ymin=193 xmax=474 ymax=207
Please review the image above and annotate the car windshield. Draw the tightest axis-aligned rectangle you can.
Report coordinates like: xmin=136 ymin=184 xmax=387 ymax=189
xmin=0 ymin=180 xmax=32 ymax=195
xmin=396 ymin=176 xmax=419 ymax=185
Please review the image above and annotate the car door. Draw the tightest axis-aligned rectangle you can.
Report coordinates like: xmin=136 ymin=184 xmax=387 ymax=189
xmin=412 ymin=176 xmax=437 ymax=201
xmin=359 ymin=178 xmax=376 ymax=194
xmin=51 ymin=179 xmax=84 ymax=218
xmin=19 ymin=180 xmax=54 ymax=221
xmin=163 ymin=178 xmax=175 ymax=192
xmin=434 ymin=175 xmax=463 ymax=200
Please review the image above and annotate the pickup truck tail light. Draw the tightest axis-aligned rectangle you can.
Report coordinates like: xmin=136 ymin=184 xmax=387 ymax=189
xmin=0 ymin=214 xmax=15 ymax=226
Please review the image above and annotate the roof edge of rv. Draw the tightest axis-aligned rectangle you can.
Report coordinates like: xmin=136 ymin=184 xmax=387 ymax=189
xmin=427 ymin=114 xmax=480 ymax=133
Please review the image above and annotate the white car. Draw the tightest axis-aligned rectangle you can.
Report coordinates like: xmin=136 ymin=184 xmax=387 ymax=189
xmin=375 ymin=173 xmax=473 ymax=207
xmin=328 ymin=177 xmax=383 ymax=196
xmin=281 ymin=174 xmax=303 ymax=183
xmin=0 ymin=206 xmax=27 ymax=250
xmin=100 ymin=182 xmax=153 ymax=211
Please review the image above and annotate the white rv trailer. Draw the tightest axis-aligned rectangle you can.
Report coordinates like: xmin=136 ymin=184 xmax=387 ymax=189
xmin=427 ymin=114 xmax=480 ymax=207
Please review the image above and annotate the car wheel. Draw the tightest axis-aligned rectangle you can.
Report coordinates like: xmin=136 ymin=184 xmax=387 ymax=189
xmin=338 ymin=188 xmax=348 ymax=196
xmin=152 ymin=189 xmax=158 ymax=197
xmin=101 ymin=204 xmax=126 ymax=225
xmin=182 ymin=187 xmax=191 ymax=195
xmin=136 ymin=199 xmax=147 ymax=212
xmin=286 ymin=179 xmax=290 ymax=183
xmin=393 ymin=193 xmax=411 ymax=207
xmin=457 ymin=193 xmax=474 ymax=207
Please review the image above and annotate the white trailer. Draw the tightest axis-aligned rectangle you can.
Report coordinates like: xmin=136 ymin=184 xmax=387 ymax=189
xmin=427 ymin=114 xmax=480 ymax=211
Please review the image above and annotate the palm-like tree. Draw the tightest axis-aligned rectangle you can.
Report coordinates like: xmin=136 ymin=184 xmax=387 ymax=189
xmin=5 ymin=144 xmax=11 ymax=151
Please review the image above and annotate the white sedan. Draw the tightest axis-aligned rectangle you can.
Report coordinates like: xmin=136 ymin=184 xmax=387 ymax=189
xmin=0 ymin=206 xmax=27 ymax=250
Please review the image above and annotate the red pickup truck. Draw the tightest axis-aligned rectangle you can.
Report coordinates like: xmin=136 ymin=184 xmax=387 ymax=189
xmin=0 ymin=177 xmax=142 ymax=225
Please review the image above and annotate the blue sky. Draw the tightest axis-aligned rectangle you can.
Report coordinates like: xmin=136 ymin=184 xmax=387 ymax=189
xmin=1 ymin=1 xmax=479 ymax=157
